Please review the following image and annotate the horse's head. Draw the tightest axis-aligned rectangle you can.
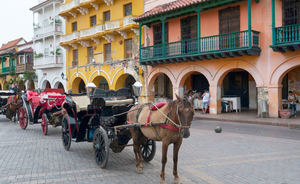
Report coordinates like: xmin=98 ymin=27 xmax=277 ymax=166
xmin=175 ymin=94 xmax=194 ymax=138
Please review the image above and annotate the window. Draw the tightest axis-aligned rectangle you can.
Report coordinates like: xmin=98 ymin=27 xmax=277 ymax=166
xmin=72 ymin=22 xmax=77 ymax=32
xmin=283 ymin=0 xmax=300 ymax=25
xmin=90 ymin=15 xmax=97 ymax=27
xmin=124 ymin=3 xmax=132 ymax=16
xmin=104 ymin=11 xmax=110 ymax=22
xmin=124 ymin=39 xmax=133 ymax=58
xmin=88 ymin=47 xmax=94 ymax=63
xmin=104 ymin=43 xmax=112 ymax=61
xmin=153 ymin=23 xmax=168 ymax=45
xmin=20 ymin=55 xmax=25 ymax=64
xmin=44 ymin=48 xmax=50 ymax=56
xmin=73 ymin=49 xmax=78 ymax=66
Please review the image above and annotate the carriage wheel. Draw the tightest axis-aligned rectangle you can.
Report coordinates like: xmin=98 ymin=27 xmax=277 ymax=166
xmin=93 ymin=127 xmax=109 ymax=168
xmin=18 ymin=107 xmax=28 ymax=130
xmin=141 ymin=139 xmax=156 ymax=162
xmin=41 ymin=113 xmax=48 ymax=136
xmin=61 ymin=114 xmax=71 ymax=151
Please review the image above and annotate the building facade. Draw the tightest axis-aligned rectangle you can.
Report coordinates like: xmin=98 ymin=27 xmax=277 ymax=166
xmin=30 ymin=0 xmax=67 ymax=91
xmin=59 ymin=0 xmax=145 ymax=99
xmin=0 ymin=38 xmax=34 ymax=90
xmin=136 ymin=0 xmax=300 ymax=118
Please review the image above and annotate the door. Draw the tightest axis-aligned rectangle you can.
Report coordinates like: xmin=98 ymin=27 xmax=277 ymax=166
xmin=181 ymin=16 xmax=198 ymax=54
xmin=219 ymin=6 xmax=240 ymax=49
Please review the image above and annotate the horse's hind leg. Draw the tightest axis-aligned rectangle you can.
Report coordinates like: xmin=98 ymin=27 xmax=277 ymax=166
xmin=130 ymin=128 xmax=144 ymax=174
xmin=173 ymin=138 xmax=182 ymax=184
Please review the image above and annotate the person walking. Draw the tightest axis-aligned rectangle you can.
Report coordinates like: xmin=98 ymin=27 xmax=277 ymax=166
xmin=201 ymin=90 xmax=210 ymax=114
xmin=288 ymin=91 xmax=298 ymax=118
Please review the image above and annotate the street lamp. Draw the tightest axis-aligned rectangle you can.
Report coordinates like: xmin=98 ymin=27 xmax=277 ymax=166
xmin=132 ymin=81 xmax=143 ymax=104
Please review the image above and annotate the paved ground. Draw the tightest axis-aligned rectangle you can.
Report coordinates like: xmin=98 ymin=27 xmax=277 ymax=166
xmin=0 ymin=115 xmax=300 ymax=184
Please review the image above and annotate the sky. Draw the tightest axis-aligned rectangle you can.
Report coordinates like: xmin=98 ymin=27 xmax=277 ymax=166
xmin=0 ymin=0 xmax=37 ymax=45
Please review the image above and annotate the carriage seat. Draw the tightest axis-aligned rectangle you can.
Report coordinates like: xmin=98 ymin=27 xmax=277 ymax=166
xmin=151 ymin=102 xmax=167 ymax=111
xmin=71 ymin=95 xmax=90 ymax=112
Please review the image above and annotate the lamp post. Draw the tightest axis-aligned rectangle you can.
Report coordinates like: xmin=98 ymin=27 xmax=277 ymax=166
xmin=132 ymin=81 xmax=143 ymax=104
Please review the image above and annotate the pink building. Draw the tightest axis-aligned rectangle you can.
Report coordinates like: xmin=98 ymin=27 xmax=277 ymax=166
xmin=136 ymin=0 xmax=300 ymax=118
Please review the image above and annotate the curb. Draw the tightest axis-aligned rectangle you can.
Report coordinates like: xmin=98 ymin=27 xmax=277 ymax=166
xmin=194 ymin=116 xmax=300 ymax=129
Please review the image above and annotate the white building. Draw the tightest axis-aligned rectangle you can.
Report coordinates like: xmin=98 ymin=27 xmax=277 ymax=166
xmin=30 ymin=0 xmax=66 ymax=91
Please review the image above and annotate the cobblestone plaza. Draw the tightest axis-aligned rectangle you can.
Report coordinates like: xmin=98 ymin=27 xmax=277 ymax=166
xmin=0 ymin=116 xmax=300 ymax=184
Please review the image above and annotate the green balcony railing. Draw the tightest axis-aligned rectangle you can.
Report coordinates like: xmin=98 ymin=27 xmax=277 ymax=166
xmin=141 ymin=30 xmax=260 ymax=62
xmin=2 ymin=67 xmax=11 ymax=74
xmin=274 ymin=24 xmax=300 ymax=45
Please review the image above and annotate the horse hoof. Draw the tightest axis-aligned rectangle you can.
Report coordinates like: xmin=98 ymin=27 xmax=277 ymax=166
xmin=160 ymin=178 xmax=167 ymax=184
xmin=174 ymin=177 xmax=180 ymax=184
xmin=137 ymin=167 xmax=143 ymax=174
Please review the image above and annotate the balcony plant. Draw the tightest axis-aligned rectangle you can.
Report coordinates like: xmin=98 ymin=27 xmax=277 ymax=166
xmin=50 ymin=48 xmax=61 ymax=56
xmin=34 ymin=53 xmax=43 ymax=58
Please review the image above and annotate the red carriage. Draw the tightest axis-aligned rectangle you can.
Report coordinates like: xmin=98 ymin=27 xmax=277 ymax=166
xmin=18 ymin=89 xmax=66 ymax=135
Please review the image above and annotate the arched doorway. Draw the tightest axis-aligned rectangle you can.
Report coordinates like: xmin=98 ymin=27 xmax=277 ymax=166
xmin=280 ymin=66 xmax=300 ymax=118
xmin=72 ymin=77 xmax=86 ymax=94
xmin=54 ymin=82 xmax=65 ymax=92
xmin=220 ymin=69 xmax=258 ymax=114
xmin=0 ymin=83 xmax=2 ymax=90
xmin=28 ymin=80 xmax=35 ymax=90
xmin=92 ymin=76 xmax=109 ymax=90
xmin=152 ymin=73 xmax=173 ymax=102
xmin=42 ymin=80 xmax=51 ymax=89
xmin=114 ymin=74 xmax=136 ymax=91
xmin=18 ymin=80 xmax=25 ymax=91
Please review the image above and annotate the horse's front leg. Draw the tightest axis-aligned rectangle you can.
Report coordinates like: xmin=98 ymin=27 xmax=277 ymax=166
xmin=160 ymin=140 xmax=169 ymax=184
xmin=173 ymin=137 xmax=182 ymax=184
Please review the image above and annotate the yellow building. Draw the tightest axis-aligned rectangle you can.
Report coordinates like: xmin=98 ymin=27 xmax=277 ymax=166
xmin=59 ymin=0 xmax=146 ymax=100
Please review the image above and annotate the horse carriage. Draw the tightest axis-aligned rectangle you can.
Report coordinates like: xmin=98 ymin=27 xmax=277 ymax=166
xmin=18 ymin=88 xmax=66 ymax=135
xmin=61 ymin=86 xmax=156 ymax=168
xmin=0 ymin=90 xmax=22 ymax=121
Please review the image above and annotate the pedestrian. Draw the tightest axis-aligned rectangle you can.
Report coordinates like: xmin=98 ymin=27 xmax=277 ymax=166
xmin=201 ymin=90 xmax=210 ymax=114
xmin=9 ymin=84 xmax=15 ymax=93
xmin=186 ymin=90 xmax=193 ymax=100
xmin=288 ymin=91 xmax=298 ymax=118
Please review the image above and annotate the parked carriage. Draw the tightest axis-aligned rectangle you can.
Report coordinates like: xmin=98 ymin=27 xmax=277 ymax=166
xmin=61 ymin=87 xmax=156 ymax=168
xmin=0 ymin=90 xmax=22 ymax=121
xmin=18 ymin=89 xmax=66 ymax=135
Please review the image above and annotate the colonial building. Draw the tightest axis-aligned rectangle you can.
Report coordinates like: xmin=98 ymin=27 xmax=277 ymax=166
xmin=30 ymin=0 xmax=67 ymax=91
xmin=0 ymin=38 xmax=34 ymax=90
xmin=136 ymin=0 xmax=300 ymax=118
xmin=59 ymin=0 xmax=145 ymax=99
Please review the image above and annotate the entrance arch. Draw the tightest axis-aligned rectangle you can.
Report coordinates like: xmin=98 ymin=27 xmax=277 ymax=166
xmin=92 ymin=76 xmax=109 ymax=90
xmin=149 ymin=73 xmax=174 ymax=102
xmin=54 ymin=82 xmax=65 ymax=92
xmin=42 ymin=80 xmax=51 ymax=89
xmin=72 ymin=77 xmax=86 ymax=93
xmin=18 ymin=80 xmax=25 ymax=91
xmin=0 ymin=83 xmax=2 ymax=90
xmin=114 ymin=74 xmax=136 ymax=90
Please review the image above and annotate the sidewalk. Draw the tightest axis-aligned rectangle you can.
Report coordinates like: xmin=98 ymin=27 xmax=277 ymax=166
xmin=194 ymin=110 xmax=300 ymax=129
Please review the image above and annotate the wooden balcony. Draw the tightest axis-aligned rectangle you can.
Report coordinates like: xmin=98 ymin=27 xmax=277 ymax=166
xmin=271 ymin=24 xmax=300 ymax=52
xmin=140 ymin=30 xmax=261 ymax=65
xmin=15 ymin=63 xmax=34 ymax=74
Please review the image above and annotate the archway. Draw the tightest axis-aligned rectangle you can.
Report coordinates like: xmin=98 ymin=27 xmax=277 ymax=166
xmin=151 ymin=73 xmax=173 ymax=102
xmin=114 ymin=74 xmax=136 ymax=92
xmin=280 ymin=66 xmax=300 ymax=118
xmin=219 ymin=69 xmax=258 ymax=114
xmin=72 ymin=77 xmax=86 ymax=94
xmin=54 ymin=82 xmax=65 ymax=92
xmin=0 ymin=83 xmax=2 ymax=90
xmin=28 ymin=80 xmax=35 ymax=90
xmin=42 ymin=80 xmax=51 ymax=89
xmin=92 ymin=76 xmax=109 ymax=90
xmin=18 ymin=80 xmax=25 ymax=91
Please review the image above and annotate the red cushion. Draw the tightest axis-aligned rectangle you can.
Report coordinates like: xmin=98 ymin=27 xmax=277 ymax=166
xmin=152 ymin=102 xmax=167 ymax=111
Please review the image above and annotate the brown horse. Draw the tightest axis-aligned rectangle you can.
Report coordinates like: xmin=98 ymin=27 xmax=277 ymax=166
xmin=127 ymin=95 xmax=194 ymax=184
xmin=5 ymin=93 xmax=23 ymax=122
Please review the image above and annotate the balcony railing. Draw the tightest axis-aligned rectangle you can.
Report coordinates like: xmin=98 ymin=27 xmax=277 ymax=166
xmin=16 ymin=63 xmax=34 ymax=73
xmin=272 ymin=24 xmax=300 ymax=52
xmin=2 ymin=66 xmax=14 ymax=74
xmin=34 ymin=23 xmax=63 ymax=40
xmin=61 ymin=32 xmax=80 ymax=43
xmin=140 ymin=30 xmax=260 ymax=64
xmin=60 ymin=0 xmax=79 ymax=13
xmin=80 ymin=25 xmax=104 ymax=38
xmin=34 ymin=56 xmax=63 ymax=69
xmin=104 ymin=20 xmax=120 ymax=31
xmin=123 ymin=16 xmax=137 ymax=27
